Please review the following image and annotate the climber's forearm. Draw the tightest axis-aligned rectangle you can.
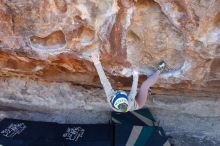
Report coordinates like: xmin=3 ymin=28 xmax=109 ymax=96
xmin=93 ymin=61 xmax=114 ymax=100
xmin=128 ymin=71 xmax=139 ymax=102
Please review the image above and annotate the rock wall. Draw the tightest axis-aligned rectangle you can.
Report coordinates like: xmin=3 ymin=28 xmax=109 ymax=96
xmin=0 ymin=0 xmax=220 ymax=145
xmin=0 ymin=77 xmax=219 ymax=145
xmin=0 ymin=0 xmax=219 ymax=94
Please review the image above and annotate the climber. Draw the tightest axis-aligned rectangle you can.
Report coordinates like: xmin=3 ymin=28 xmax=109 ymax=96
xmin=90 ymin=50 xmax=165 ymax=112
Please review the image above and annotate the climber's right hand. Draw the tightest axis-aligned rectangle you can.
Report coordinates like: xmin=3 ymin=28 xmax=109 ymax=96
xmin=90 ymin=50 xmax=100 ymax=64
xmin=133 ymin=69 xmax=139 ymax=76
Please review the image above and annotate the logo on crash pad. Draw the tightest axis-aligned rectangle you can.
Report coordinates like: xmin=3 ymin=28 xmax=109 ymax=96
xmin=1 ymin=123 xmax=27 ymax=138
xmin=63 ymin=127 xmax=85 ymax=141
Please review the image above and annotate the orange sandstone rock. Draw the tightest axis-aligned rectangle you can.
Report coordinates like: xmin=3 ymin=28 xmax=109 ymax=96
xmin=0 ymin=0 xmax=219 ymax=95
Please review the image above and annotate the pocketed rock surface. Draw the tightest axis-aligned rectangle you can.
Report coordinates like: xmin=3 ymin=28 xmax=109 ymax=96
xmin=0 ymin=0 xmax=220 ymax=145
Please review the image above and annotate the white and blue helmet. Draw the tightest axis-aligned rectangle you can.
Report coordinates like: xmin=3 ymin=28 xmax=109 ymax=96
xmin=111 ymin=90 xmax=128 ymax=112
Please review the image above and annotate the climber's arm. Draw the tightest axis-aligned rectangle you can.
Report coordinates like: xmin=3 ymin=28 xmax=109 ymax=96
xmin=128 ymin=70 xmax=139 ymax=103
xmin=93 ymin=62 xmax=115 ymax=100
xmin=91 ymin=52 xmax=114 ymax=101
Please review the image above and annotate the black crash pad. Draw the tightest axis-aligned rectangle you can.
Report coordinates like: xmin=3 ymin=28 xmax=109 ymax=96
xmin=0 ymin=118 xmax=113 ymax=146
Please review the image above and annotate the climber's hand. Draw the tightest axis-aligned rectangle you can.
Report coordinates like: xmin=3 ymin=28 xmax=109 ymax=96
xmin=121 ymin=68 xmax=139 ymax=77
xmin=133 ymin=69 xmax=139 ymax=76
xmin=91 ymin=50 xmax=100 ymax=63
xmin=121 ymin=68 xmax=132 ymax=77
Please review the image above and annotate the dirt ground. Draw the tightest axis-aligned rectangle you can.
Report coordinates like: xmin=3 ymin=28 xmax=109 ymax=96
xmin=0 ymin=77 xmax=220 ymax=146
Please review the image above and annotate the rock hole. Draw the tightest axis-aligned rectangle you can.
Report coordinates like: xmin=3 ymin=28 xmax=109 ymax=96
xmin=72 ymin=26 xmax=95 ymax=46
xmin=128 ymin=30 xmax=141 ymax=41
xmin=213 ymin=12 xmax=220 ymax=27
xmin=54 ymin=0 xmax=67 ymax=13
xmin=79 ymin=26 xmax=95 ymax=46
xmin=30 ymin=31 xmax=66 ymax=52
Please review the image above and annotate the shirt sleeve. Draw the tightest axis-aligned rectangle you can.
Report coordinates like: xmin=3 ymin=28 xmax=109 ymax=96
xmin=93 ymin=61 xmax=115 ymax=102
xmin=128 ymin=100 xmax=140 ymax=111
